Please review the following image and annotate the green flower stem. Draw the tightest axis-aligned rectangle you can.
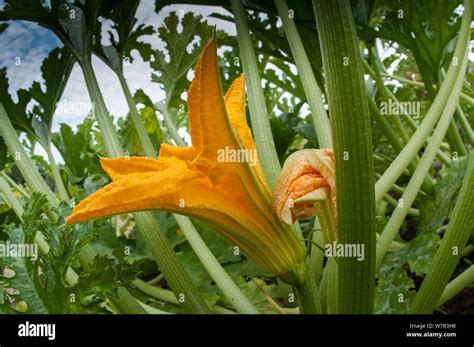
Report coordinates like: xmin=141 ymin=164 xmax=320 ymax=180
xmin=117 ymin=72 xmax=157 ymax=158
xmin=0 ymin=104 xmax=57 ymax=206
xmin=108 ymin=287 xmax=148 ymax=314
xmin=314 ymin=0 xmax=376 ymax=313
xmin=374 ymin=2 xmax=471 ymax=204
xmin=0 ymin=176 xmax=24 ymax=218
xmin=437 ymin=265 xmax=474 ymax=308
xmin=456 ymin=105 xmax=474 ymax=146
xmin=174 ymin=214 xmax=259 ymax=313
xmin=118 ymin=75 xmax=257 ymax=313
xmin=45 ymin=145 xmax=69 ymax=201
xmin=410 ymin=153 xmax=474 ymax=313
xmin=132 ymin=278 xmax=235 ymax=314
xmin=231 ymin=0 xmax=281 ymax=190
xmin=79 ymin=61 xmax=211 ymax=314
xmin=274 ymin=0 xmax=332 ymax=148
xmin=376 ymin=41 xmax=470 ymax=269
xmin=295 ymin=259 xmax=323 ymax=313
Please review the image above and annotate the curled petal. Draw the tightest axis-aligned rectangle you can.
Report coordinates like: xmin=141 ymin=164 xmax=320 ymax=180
xmin=273 ymin=149 xmax=336 ymax=225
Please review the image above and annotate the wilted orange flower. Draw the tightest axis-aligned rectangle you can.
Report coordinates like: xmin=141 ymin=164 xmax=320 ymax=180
xmin=273 ymin=149 xmax=336 ymax=227
xmin=67 ymin=39 xmax=306 ymax=285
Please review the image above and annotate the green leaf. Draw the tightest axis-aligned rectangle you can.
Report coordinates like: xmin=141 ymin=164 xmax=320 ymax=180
xmin=150 ymin=11 xmax=213 ymax=109
xmin=361 ymin=0 xmax=463 ymax=89
xmin=93 ymin=0 xmax=154 ymax=72
xmin=417 ymin=157 xmax=469 ymax=233
xmin=0 ymin=47 xmax=74 ymax=147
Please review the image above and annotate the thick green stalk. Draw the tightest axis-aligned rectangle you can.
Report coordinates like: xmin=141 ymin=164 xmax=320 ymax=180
xmin=0 ymin=104 xmax=57 ymax=206
xmin=45 ymin=145 xmax=69 ymax=201
xmin=117 ymin=72 xmax=157 ymax=158
xmin=437 ymin=265 xmax=474 ymax=308
xmin=295 ymin=259 xmax=323 ymax=313
xmin=174 ymin=215 xmax=259 ymax=313
xmin=376 ymin=43 xmax=470 ymax=268
xmin=231 ymin=0 xmax=281 ymax=189
xmin=109 ymin=287 xmax=148 ymax=314
xmin=314 ymin=0 xmax=376 ymax=313
xmin=274 ymin=0 xmax=332 ymax=148
xmin=119 ymin=76 xmax=256 ymax=313
xmin=132 ymin=213 xmax=210 ymax=313
xmin=410 ymin=153 xmax=474 ymax=313
xmin=79 ymin=61 xmax=210 ymax=314
xmin=374 ymin=2 xmax=471 ymax=203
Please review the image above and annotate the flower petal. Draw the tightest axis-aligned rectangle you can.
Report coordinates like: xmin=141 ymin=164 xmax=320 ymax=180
xmin=273 ymin=149 xmax=336 ymax=225
xmin=100 ymin=156 xmax=164 ymax=181
xmin=188 ymin=39 xmax=237 ymax=160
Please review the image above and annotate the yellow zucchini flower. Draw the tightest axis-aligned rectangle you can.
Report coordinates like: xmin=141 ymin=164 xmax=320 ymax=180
xmin=67 ymin=39 xmax=306 ymax=285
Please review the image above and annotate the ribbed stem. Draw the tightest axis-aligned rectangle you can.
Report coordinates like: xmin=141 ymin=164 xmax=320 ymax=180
xmin=314 ymin=0 xmax=376 ymax=313
xmin=274 ymin=0 xmax=332 ymax=148
xmin=231 ymin=0 xmax=281 ymax=189
xmin=410 ymin=152 xmax=474 ymax=313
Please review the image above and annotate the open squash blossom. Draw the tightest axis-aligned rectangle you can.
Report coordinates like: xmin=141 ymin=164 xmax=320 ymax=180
xmin=273 ymin=149 xmax=336 ymax=226
xmin=66 ymin=39 xmax=306 ymax=285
